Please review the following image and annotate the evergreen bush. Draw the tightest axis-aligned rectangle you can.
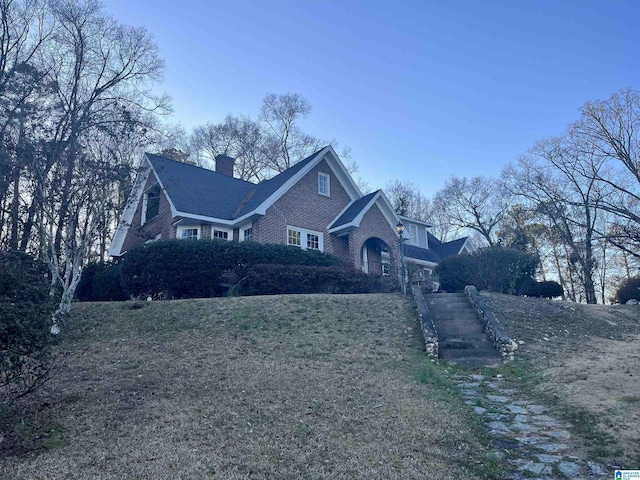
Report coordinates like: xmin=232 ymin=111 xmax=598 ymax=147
xmin=519 ymin=279 xmax=563 ymax=298
xmin=239 ymin=264 xmax=397 ymax=295
xmin=0 ymin=251 xmax=57 ymax=404
xmin=120 ymin=240 xmax=344 ymax=299
xmin=615 ymin=277 xmax=640 ymax=304
xmin=436 ymin=246 xmax=538 ymax=294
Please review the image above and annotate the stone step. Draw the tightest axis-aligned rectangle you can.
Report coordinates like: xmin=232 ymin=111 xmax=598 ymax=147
xmin=429 ymin=312 xmax=479 ymax=321
xmin=439 ymin=346 xmax=500 ymax=360
xmin=438 ymin=334 xmax=494 ymax=350
xmin=428 ymin=300 xmax=471 ymax=308
xmin=442 ymin=356 xmax=502 ymax=368
xmin=436 ymin=324 xmax=485 ymax=336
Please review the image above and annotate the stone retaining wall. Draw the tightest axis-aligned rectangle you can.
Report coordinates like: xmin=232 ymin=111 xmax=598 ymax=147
xmin=411 ymin=285 xmax=439 ymax=358
xmin=464 ymin=285 xmax=518 ymax=361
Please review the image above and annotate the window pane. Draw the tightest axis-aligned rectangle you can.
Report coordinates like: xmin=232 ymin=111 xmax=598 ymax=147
xmin=307 ymin=233 xmax=319 ymax=250
xmin=288 ymin=229 xmax=301 ymax=246
xmin=145 ymin=186 xmax=160 ymax=221
xmin=243 ymin=227 xmax=253 ymax=241
xmin=182 ymin=228 xmax=198 ymax=239
xmin=318 ymin=173 xmax=330 ymax=196
xmin=213 ymin=230 xmax=228 ymax=240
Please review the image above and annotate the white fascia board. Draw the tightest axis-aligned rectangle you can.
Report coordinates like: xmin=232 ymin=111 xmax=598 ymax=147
xmin=404 ymin=257 xmax=439 ymax=268
xmin=327 ymin=191 xmax=381 ymax=234
xmin=172 ymin=211 xmax=262 ymax=227
xmin=254 ymin=146 xmax=362 ymax=217
xmin=377 ymin=190 xmax=405 ymax=238
xmin=322 ymin=145 xmax=363 ymax=199
xmin=108 ymin=162 xmax=152 ymax=256
xmin=458 ymin=237 xmax=473 ymax=254
xmin=399 ymin=215 xmax=433 ymax=228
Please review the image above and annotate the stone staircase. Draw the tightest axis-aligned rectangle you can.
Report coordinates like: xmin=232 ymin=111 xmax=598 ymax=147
xmin=426 ymin=292 xmax=501 ymax=368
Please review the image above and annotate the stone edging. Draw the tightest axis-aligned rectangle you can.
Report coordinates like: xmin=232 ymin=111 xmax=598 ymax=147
xmin=411 ymin=285 xmax=439 ymax=358
xmin=464 ymin=285 xmax=518 ymax=361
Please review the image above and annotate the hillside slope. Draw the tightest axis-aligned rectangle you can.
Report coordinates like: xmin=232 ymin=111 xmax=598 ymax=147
xmin=1 ymin=294 xmax=498 ymax=480
xmin=484 ymin=293 xmax=640 ymax=467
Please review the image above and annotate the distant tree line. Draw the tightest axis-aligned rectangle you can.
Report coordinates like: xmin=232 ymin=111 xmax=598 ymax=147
xmin=385 ymin=88 xmax=640 ymax=303
xmin=0 ymin=0 xmax=356 ymax=316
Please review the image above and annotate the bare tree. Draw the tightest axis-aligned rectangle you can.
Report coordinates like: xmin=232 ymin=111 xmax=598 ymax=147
xmin=0 ymin=0 xmax=168 ymax=316
xmin=259 ymin=92 xmax=323 ymax=172
xmin=572 ymin=88 xmax=640 ymax=257
xmin=502 ymin=132 xmax=607 ymax=304
xmin=385 ymin=179 xmax=431 ymax=221
xmin=432 ymin=176 xmax=507 ymax=247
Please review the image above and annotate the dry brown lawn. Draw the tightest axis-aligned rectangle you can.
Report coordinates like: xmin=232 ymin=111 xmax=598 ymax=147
xmin=0 ymin=294 xmax=496 ymax=479
xmin=484 ymin=293 xmax=640 ymax=467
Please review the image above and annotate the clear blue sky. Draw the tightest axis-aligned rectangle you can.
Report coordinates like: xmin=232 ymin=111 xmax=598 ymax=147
xmin=105 ymin=0 xmax=638 ymax=195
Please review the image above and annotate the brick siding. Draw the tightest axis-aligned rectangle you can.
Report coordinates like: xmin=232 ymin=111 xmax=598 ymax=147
xmin=253 ymin=159 xmax=352 ymax=261
xmin=121 ymin=174 xmax=174 ymax=253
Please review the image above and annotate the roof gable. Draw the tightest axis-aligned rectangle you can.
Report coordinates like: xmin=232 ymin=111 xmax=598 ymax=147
xmin=147 ymin=154 xmax=256 ymax=221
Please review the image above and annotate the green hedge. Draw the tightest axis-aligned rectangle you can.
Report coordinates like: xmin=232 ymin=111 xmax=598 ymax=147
xmin=615 ymin=277 xmax=640 ymax=304
xmin=436 ymin=246 xmax=538 ymax=294
xmin=76 ymin=261 xmax=127 ymax=301
xmin=0 ymin=251 xmax=57 ymax=403
xmin=239 ymin=264 xmax=398 ymax=295
xmin=120 ymin=239 xmax=346 ymax=299
xmin=519 ymin=279 xmax=563 ymax=298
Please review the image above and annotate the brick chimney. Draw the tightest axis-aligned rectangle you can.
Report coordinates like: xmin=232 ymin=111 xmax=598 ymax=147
xmin=215 ymin=154 xmax=235 ymax=177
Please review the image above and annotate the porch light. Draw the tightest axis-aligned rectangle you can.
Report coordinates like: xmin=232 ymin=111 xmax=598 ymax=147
xmin=396 ymin=221 xmax=406 ymax=296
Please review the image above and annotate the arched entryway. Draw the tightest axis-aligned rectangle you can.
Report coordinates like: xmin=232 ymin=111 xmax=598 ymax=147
xmin=360 ymin=237 xmax=391 ymax=275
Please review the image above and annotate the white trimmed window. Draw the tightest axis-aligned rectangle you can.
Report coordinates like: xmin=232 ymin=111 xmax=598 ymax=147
xmin=212 ymin=228 xmax=232 ymax=241
xmin=178 ymin=226 xmax=200 ymax=240
xmin=409 ymin=224 xmax=418 ymax=245
xmin=243 ymin=227 xmax=253 ymax=241
xmin=287 ymin=226 xmax=324 ymax=251
xmin=318 ymin=172 xmax=330 ymax=196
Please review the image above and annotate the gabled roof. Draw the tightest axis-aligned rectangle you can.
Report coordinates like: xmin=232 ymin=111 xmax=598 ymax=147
xmin=328 ymin=189 xmax=401 ymax=237
xmin=235 ymin=149 xmax=325 ymax=217
xmin=329 ymin=190 xmax=380 ymax=231
xmin=109 ymin=146 xmax=362 ymax=256
xmin=147 ymin=154 xmax=255 ymax=220
xmin=405 ymin=244 xmax=440 ymax=263
xmin=426 ymin=232 xmax=471 ymax=259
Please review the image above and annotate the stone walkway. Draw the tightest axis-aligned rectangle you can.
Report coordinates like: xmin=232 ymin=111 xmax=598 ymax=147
xmin=453 ymin=373 xmax=612 ymax=480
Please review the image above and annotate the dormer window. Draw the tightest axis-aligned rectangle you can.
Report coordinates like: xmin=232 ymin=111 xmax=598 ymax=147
xmin=318 ymin=172 xmax=330 ymax=196
xmin=142 ymin=184 xmax=161 ymax=224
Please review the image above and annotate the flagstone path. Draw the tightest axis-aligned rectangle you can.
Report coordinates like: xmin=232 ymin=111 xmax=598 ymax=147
xmin=453 ymin=373 xmax=616 ymax=480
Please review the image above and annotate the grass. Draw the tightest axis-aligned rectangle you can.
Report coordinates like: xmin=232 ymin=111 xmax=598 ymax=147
xmin=483 ymin=292 xmax=640 ymax=467
xmin=0 ymin=294 xmax=502 ymax=479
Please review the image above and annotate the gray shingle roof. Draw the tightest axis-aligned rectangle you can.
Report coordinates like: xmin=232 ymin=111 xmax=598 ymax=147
xmin=147 ymin=148 xmax=326 ymax=221
xmin=329 ymin=191 xmax=379 ymax=230
xmin=235 ymin=149 xmax=325 ymax=217
xmin=405 ymin=244 xmax=440 ymax=263
xmin=426 ymin=232 xmax=469 ymax=260
xmin=147 ymin=154 xmax=256 ymax=220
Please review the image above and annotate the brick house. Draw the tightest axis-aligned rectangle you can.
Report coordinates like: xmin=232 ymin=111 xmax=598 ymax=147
xmin=108 ymin=146 xmax=471 ymax=280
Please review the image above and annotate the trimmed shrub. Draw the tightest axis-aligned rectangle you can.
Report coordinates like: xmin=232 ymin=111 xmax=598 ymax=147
xmin=615 ymin=277 xmax=640 ymax=304
xmin=76 ymin=261 xmax=127 ymax=301
xmin=519 ymin=279 xmax=563 ymax=298
xmin=239 ymin=264 xmax=398 ymax=296
xmin=435 ymin=246 xmax=538 ymax=294
xmin=474 ymin=246 xmax=538 ymax=295
xmin=0 ymin=251 xmax=57 ymax=404
xmin=435 ymin=255 xmax=475 ymax=292
xmin=120 ymin=240 xmax=344 ymax=299
xmin=92 ymin=263 xmax=127 ymax=301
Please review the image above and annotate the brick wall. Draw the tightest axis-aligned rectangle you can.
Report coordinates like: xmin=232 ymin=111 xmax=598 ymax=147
xmin=349 ymin=203 xmax=399 ymax=271
xmin=253 ymin=159 xmax=352 ymax=262
xmin=121 ymin=174 xmax=175 ymax=253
